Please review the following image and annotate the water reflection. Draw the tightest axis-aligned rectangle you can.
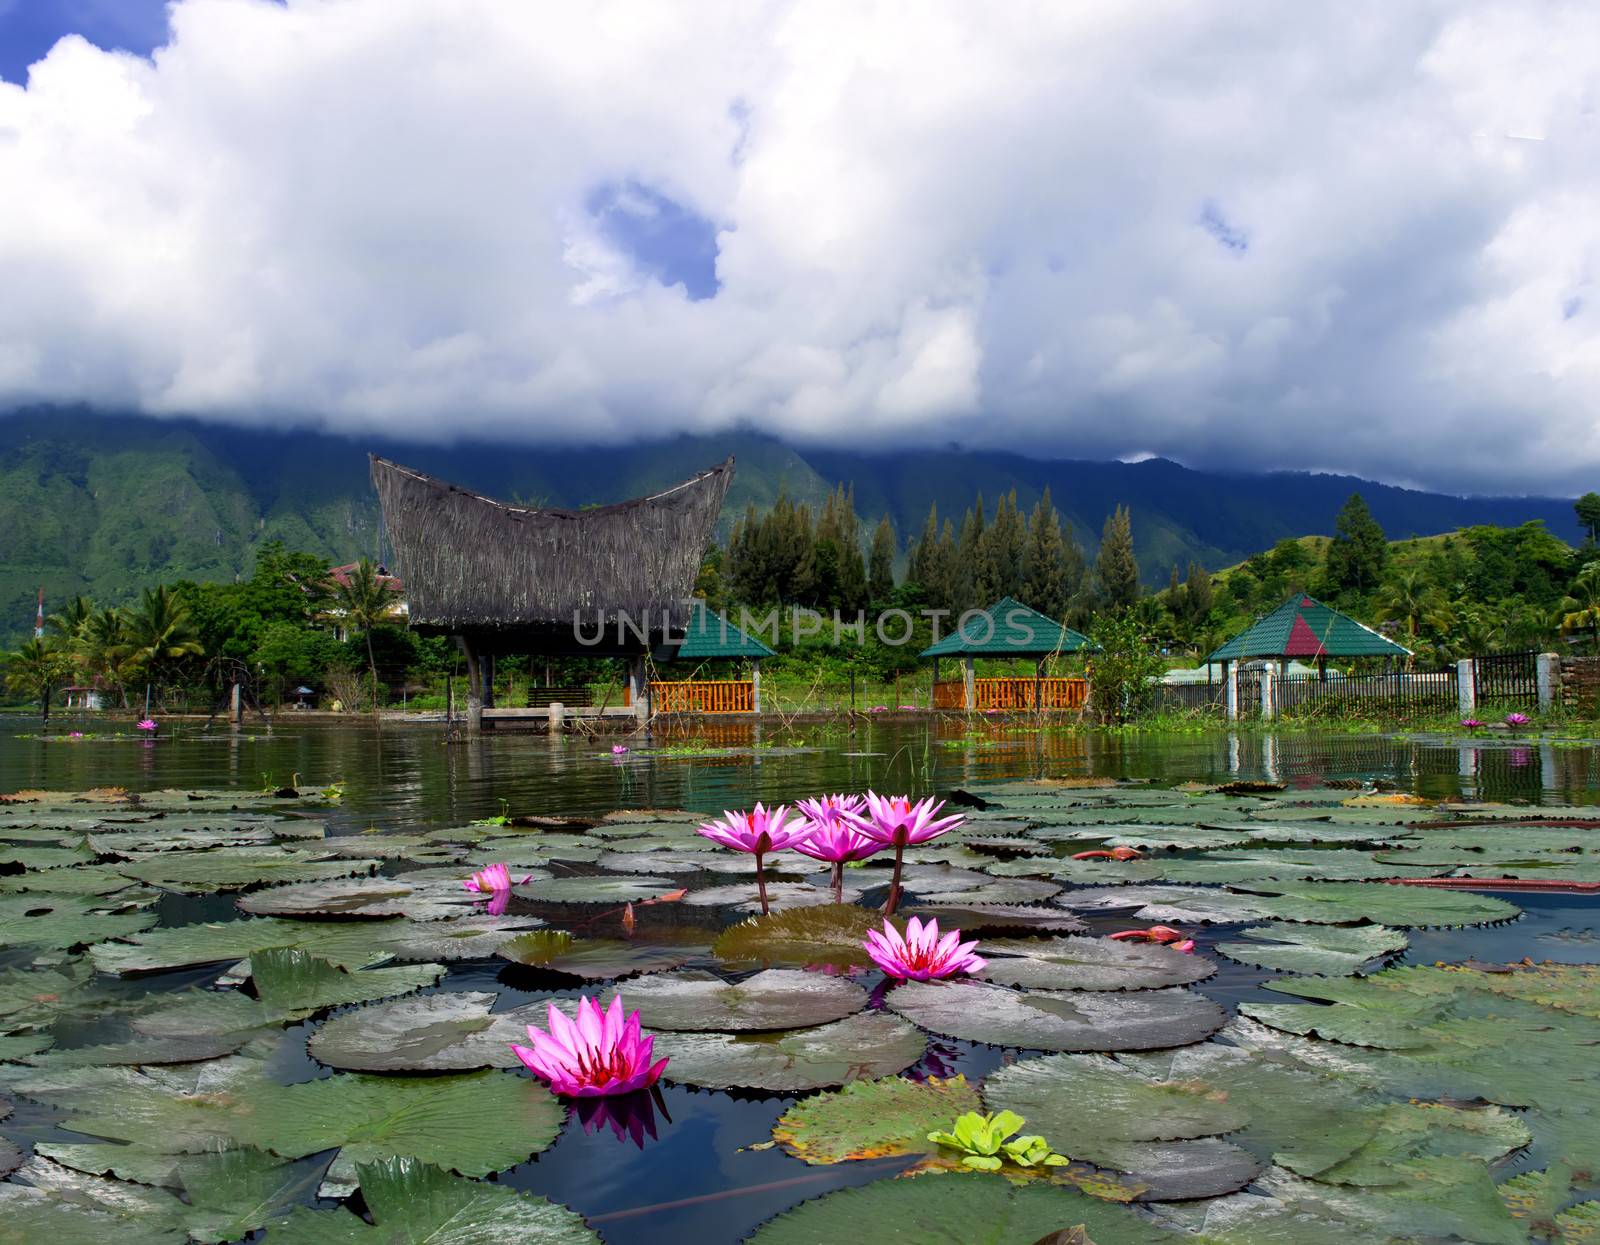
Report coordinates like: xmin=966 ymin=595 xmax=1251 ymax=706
xmin=574 ymin=1085 xmax=673 ymax=1150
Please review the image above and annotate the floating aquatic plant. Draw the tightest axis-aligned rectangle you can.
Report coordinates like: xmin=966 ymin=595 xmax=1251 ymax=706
xmin=794 ymin=795 xmax=880 ymax=902
xmin=462 ymin=863 xmax=532 ymax=895
xmin=848 ymin=792 xmax=964 ymax=916
xmin=510 ymin=994 xmax=667 ymax=1098
xmin=135 ymin=719 xmax=157 ymax=732
xmin=927 ymin=1109 xmax=1069 ymax=1171
xmin=696 ymin=803 xmax=806 ymax=914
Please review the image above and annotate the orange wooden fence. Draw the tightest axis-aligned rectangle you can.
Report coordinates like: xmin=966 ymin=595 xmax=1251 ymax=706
xmin=650 ymin=679 xmax=755 ymax=713
xmin=933 ymin=676 xmax=1088 ymax=711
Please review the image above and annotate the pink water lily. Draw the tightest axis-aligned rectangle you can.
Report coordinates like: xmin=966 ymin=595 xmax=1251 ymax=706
xmin=511 ymin=995 xmax=668 ymax=1098
xmin=1504 ymin=712 xmax=1531 ymax=728
xmin=864 ymin=916 xmax=985 ymax=981
xmin=848 ymin=792 xmax=965 ymax=916
xmin=696 ymin=803 xmax=806 ymax=914
xmin=793 ymin=796 xmax=880 ymax=902
xmin=612 ymin=744 xmax=629 ymax=754
xmin=135 ymin=719 xmax=157 ymax=732
xmin=463 ymin=863 xmax=532 ymax=894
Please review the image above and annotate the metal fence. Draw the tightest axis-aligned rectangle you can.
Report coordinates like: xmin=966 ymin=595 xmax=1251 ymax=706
xmin=1474 ymin=650 xmax=1539 ymax=707
xmin=1275 ymin=669 xmax=1458 ymax=717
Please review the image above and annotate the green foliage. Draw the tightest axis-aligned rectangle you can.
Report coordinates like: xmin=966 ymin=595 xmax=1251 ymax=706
xmin=927 ymin=1109 xmax=1069 ymax=1171
xmin=1326 ymin=492 xmax=1388 ymax=595
xmin=1 ymin=637 xmax=71 ymax=718
xmin=1086 ymin=612 xmax=1165 ymax=724
xmin=1095 ymin=505 xmax=1141 ymax=611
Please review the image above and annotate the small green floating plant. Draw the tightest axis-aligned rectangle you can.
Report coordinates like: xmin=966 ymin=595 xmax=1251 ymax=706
xmin=928 ymin=1110 xmax=1070 ymax=1172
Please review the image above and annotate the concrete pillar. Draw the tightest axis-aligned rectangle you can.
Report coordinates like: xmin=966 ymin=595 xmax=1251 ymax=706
xmin=1225 ymin=661 xmax=1239 ymax=721
xmin=751 ymin=662 xmax=762 ymax=714
xmin=1536 ymin=652 xmax=1560 ymax=714
xmin=1457 ymin=658 xmax=1476 ymax=718
xmin=1458 ymin=745 xmax=1476 ymax=782
xmin=1540 ymin=743 xmax=1557 ymax=797
xmin=1260 ymin=666 xmax=1277 ymax=720
xmin=962 ymin=656 xmax=976 ymax=712
xmin=230 ymin=681 xmax=243 ymax=725
xmin=548 ymin=702 xmax=565 ymax=732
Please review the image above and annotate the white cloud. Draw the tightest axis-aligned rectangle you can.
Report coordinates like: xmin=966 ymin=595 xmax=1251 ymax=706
xmin=0 ymin=0 xmax=1596 ymax=492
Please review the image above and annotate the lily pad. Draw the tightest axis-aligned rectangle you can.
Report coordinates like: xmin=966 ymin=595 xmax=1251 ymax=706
xmin=908 ymin=904 xmax=1088 ymax=935
xmin=515 ymin=874 xmax=677 ymax=904
xmin=307 ymin=991 xmax=538 ymax=1072
xmin=0 ymin=1155 xmax=189 ymax=1243
xmin=772 ymin=1075 xmax=982 ymax=1164
xmin=1216 ymin=923 xmax=1409 ymax=976
xmin=655 ymin=1012 xmax=925 ymax=1091
xmin=681 ymin=882 xmax=861 ymax=912
xmin=175 ymin=1148 xmax=332 ymax=1244
xmin=747 ymin=1171 xmax=1189 ymax=1245
xmin=0 ymin=893 xmax=156 ymax=950
xmin=980 ymin=938 xmax=1215 ymax=991
xmin=1053 ymin=886 xmax=1280 ymax=924
xmin=613 ymin=968 xmax=866 ymax=1032
xmin=234 ymin=1069 xmax=565 ymax=1177
xmin=886 ymin=979 xmax=1226 ymax=1051
xmin=236 ymin=875 xmax=489 ymax=920
xmin=1240 ymin=880 xmax=1521 ymax=927
xmin=495 ymin=931 xmax=702 ymax=980
xmin=711 ymin=905 xmax=885 ymax=970
xmin=267 ymin=1156 xmax=599 ymax=1243
xmin=116 ymin=847 xmax=381 ymax=894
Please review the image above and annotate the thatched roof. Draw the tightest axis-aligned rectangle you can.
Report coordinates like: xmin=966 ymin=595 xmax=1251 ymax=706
xmin=371 ymin=454 xmax=733 ymax=635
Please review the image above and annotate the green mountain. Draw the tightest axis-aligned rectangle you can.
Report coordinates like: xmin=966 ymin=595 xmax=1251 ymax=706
xmin=0 ymin=408 xmax=1579 ymax=641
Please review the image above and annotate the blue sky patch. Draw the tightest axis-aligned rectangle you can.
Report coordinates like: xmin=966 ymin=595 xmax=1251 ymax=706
xmin=1199 ymin=201 xmax=1249 ymax=254
xmin=586 ymin=180 xmax=721 ymax=301
xmin=0 ymin=0 xmax=171 ymax=82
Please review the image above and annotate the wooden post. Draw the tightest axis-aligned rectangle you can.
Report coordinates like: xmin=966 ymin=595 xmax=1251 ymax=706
xmin=230 ymin=681 xmax=242 ymax=725
xmin=446 ymin=676 xmax=454 ymax=724
xmin=963 ymin=656 xmax=976 ymax=712
xmin=1035 ymin=657 xmax=1045 ymax=715
xmin=458 ymin=637 xmax=483 ymax=734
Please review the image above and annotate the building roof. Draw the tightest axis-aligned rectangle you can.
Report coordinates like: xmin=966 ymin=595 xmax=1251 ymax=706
xmin=1207 ymin=595 xmax=1411 ymax=662
xmin=370 ymin=455 xmax=732 ymax=637
xmin=921 ymin=597 xmax=1092 ymax=658
xmin=329 ymin=562 xmax=404 ymax=593
xmin=669 ymin=604 xmax=776 ymax=660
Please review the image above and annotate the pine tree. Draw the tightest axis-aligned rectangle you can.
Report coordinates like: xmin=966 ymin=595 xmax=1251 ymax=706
xmin=954 ymin=495 xmax=986 ymax=613
xmin=980 ymin=490 xmax=1026 ymax=602
xmin=868 ymin=514 xmax=896 ymax=602
xmin=927 ymin=519 xmax=959 ymax=615
xmin=815 ymin=485 xmax=867 ymax=610
xmin=908 ymin=504 xmax=939 ymax=591
xmin=1325 ymin=492 xmax=1387 ymax=596
xmin=1022 ymin=489 xmax=1070 ymax=619
xmin=1094 ymin=505 xmax=1141 ymax=612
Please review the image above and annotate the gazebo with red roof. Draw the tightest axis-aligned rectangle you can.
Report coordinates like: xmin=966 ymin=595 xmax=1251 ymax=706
xmin=1206 ymin=594 xmax=1410 ymax=680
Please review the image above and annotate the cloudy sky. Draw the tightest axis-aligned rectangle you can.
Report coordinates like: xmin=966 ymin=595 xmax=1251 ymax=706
xmin=0 ymin=0 xmax=1595 ymax=494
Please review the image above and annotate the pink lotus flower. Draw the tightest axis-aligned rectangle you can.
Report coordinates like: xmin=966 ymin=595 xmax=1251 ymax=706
xmin=135 ymin=719 xmax=157 ymax=732
xmin=1460 ymin=718 xmax=1483 ymax=729
xmin=1110 ymin=925 xmax=1195 ymax=953
xmin=462 ymin=863 xmax=533 ymax=894
xmin=1504 ymin=712 xmax=1531 ymax=728
xmin=864 ymin=916 xmax=985 ymax=981
xmin=68 ymin=731 xmax=84 ymax=739
xmin=793 ymin=795 xmax=880 ymax=902
xmin=697 ymin=803 xmax=806 ymax=914
xmin=612 ymin=744 xmax=629 ymax=754
xmin=848 ymin=792 xmax=965 ymax=916
xmin=511 ymin=995 xmax=668 ymax=1098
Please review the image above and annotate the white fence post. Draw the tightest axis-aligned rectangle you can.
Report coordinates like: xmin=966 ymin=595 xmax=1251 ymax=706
xmin=1259 ymin=666 xmax=1277 ymax=720
xmin=1536 ymin=653 xmax=1560 ymax=714
xmin=1225 ymin=663 xmax=1239 ymax=721
xmin=1457 ymin=658 xmax=1476 ymax=718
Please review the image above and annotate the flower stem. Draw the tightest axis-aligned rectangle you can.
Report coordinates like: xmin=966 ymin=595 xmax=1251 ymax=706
xmin=830 ymin=861 xmax=843 ymax=905
xmin=884 ymin=842 xmax=905 ymax=916
xmin=756 ymin=850 xmax=769 ymax=915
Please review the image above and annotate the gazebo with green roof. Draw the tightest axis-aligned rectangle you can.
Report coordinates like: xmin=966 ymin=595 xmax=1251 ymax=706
xmin=652 ymin=603 xmax=776 ymax=714
xmin=1207 ymin=594 xmax=1410 ymax=675
xmin=920 ymin=597 xmax=1092 ymax=712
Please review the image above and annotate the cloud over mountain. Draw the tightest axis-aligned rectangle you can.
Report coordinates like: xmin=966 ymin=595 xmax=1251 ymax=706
xmin=0 ymin=0 xmax=1595 ymax=492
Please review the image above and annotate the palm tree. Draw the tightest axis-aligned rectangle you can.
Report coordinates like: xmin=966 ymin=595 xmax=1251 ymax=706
xmin=3 ymin=638 xmax=70 ymax=722
xmin=83 ymin=606 xmax=133 ymax=708
xmin=45 ymin=595 xmax=94 ymax=643
xmin=123 ymin=585 xmax=203 ymax=708
xmin=1560 ymin=562 xmax=1600 ymax=654
xmin=329 ymin=559 xmax=398 ymax=706
xmin=1377 ymin=571 xmax=1440 ymax=647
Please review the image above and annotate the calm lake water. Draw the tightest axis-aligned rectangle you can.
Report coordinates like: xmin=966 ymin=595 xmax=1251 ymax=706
xmin=3 ymin=713 xmax=1598 ymax=1242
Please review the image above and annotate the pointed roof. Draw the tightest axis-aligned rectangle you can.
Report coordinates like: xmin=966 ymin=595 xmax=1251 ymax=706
xmin=921 ymin=597 xmax=1092 ymax=657
xmin=669 ymin=603 xmax=776 ymax=660
xmin=1207 ymin=595 xmax=1410 ymax=662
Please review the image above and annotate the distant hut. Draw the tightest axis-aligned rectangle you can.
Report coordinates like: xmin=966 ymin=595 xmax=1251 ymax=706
xmin=920 ymin=597 xmax=1092 ymax=711
xmin=370 ymin=454 xmax=733 ymax=731
xmin=654 ymin=603 xmax=776 ymax=714
xmin=1206 ymin=594 xmax=1410 ymax=679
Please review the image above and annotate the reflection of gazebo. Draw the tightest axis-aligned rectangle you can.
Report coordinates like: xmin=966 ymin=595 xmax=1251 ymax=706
xmin=921 ymin=597 xmax=1091 ymax=711
xmin=1207 ymin=595 xmax=1410 ymax=679
xmin=651 ymin=605 xmax=775 ymax=714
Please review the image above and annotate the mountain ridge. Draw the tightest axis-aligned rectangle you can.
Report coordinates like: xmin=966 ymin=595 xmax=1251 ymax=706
xmin=0 ymin=408 xmax=1579 ymax=641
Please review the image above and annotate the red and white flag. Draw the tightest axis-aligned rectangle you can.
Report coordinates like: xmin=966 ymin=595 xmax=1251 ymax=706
xmin=34 ymin=587 xmax=44 ymax=638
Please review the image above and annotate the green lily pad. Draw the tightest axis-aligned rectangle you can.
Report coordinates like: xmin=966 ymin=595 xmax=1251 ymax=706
xmin=234 ymin=1069 xmax=565 ymax=1177
xmin=0 ymin=962 xmax=96 ymax=1029
xmin=711 ymin=905 xmax=886 ymax=970
xmin=1278 ymin=1101 xmax=1530 ymax=1187
xmin=307 ymin=991 xmax=540 ymax=1072
xmin=0 ymin=863 xmax=152 ymax=896
xmin=116 ymin=847 xmax=381 ymax=894
xmin=1241 ymin=881 xmax=1522 ymax=927
xmin=980 ymin=938 xmax=1215 ymax=991
xmin=1054 ymin=886 xmax=1280 ymax=924
xmin=747 ymin=1171 xmax=1189 ymax=1245
xmin=772 ymin=1075 xmax=982 ymax=1164
xmin=0 ymin=1155 xmax=189 ymax=1244
xmin=236 ymin=875 xmax=490 ymax=920
xmin=21 ymin=1030 xmax=258 ymax=1069
xmin=1216 ymin=923 xmax=1409 ymax=976
xmin=267 ymin=1156 xmax=600 ymax=1243
xmin=0 ymin=1136 xmax=18 ymax=1179
xmin=0 ymin=893 xmax=156 ymax=950
xmin=0 ymin=1033 xmax=54 ymax=1061
xmin=31 ymin=1142 xmax=181 ymax=1186
xmin=495 ymin=931 xmax=703 ymax=979
xmin=681 ymin=882 xmax=861 ymax=912
xmin=515 ymin=874 xmax=677 ymax=903
xmin=614 ymin=968 xmax=866 ymax=1032
xmin=655 ymin=1012 xmax=925 ymax=1091
xmin=0 ymin=844 xmax=98 ymax=871
xmin=174 ymin=1148 xmax=332 ymax=1244
xmin=595 ymin=850 xmax=787 ymax=875
xmin=886 ymin=979 xmax=1226 ymax=1051
xmin=907 ymin=904 xmax=1087 ymax=935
